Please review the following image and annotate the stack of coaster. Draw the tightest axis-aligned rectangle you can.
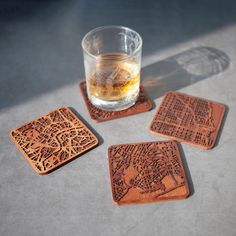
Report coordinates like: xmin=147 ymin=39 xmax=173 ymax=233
xmin=10 ymin=107 xmax=98 ymax=174
xmin=108 ymin=141 xmax=189 ymax=205
xmin=79 ymin=81 xmax=153 ymax=122
xmin=150 ymin=92 xmax=226 ymax=149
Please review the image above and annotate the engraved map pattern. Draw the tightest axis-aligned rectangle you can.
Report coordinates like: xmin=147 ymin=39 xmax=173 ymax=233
xmin=150 ymin=92 xmax=218 ymax=148
xmin=109 ymin=141 xmax=186 ymax=202
xmin=80 ymin=82 xmax=152 ymax=122
xmin=11 ymin=108 xmax=98 ymax=173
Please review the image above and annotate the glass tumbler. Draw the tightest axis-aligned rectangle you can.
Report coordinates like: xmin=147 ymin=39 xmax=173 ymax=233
xmin=82 ymin=26 xmax=142 ymax=111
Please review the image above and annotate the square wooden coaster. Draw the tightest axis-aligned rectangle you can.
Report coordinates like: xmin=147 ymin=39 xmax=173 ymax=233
xmin=150 ymin=91 xmax=226 ymax=149
xmin=79 ymin=81 xmax=153 ymax=122
xmin=10 ymin=107 xmax=99 ymax=174
xmin=108 ymin=141 xmax=189 ymax=205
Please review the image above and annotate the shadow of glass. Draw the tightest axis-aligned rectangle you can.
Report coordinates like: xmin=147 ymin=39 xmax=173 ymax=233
xmin=1 ymin=0 xmax=235 ymax=111
xmin=142 ymin=47 xmax=230 ymax=100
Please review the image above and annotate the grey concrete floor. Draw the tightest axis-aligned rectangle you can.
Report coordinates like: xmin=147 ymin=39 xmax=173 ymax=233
xmin=0 ymin=1 xmax=236 ymax=236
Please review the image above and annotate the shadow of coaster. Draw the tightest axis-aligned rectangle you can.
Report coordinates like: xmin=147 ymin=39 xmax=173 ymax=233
xmin=10 ymin=107 xmax=99 ymax=174
xmin=79 ymin=81 xmax=153 ymax=122
xmin=108 ymin=141 xmax=189 ymax=205
xmin=150 ymin=91 xmax=226 ymax=149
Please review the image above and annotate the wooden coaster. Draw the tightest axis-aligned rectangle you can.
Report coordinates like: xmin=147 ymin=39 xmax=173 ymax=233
xmin=79 ymin=81 xmax=153 ymax=122
xmin=108 ymin=141 xmax=189 ymax=205
xmin=10 ymin=107 xmax=99 ymax=174
xmin=150 ymin=92 xmax=225 ymax=149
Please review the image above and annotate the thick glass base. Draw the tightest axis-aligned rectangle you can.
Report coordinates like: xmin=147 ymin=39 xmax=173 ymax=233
xmin=89 ymin=92 xmax=139 ymax=111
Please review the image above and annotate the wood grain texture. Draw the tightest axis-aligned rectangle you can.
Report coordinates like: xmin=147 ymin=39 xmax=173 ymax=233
xmin=108 ymin=141 xmax=189 ymax=205
xmin=79 ymin=81 xmax=153 ymax=122
xmin=10 ymin=107 xmax=99 ymax=174
xmin=150 ymin=92 xmax=226 ymax=149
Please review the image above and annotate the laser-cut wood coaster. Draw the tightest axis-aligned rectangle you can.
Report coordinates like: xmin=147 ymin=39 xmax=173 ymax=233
xmin=79 ymin=81 xmax=153 ymax=122
xmin=108 ymin=141 xmax=189 ymax=205
xmin=10 ymin=107 xmax=99 ymax=174
xmin=150 ymin=91 xmax=226 ymax=149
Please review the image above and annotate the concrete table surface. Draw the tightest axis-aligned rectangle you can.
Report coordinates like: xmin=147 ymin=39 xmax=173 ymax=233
xmin=1 ymin=1 xmax=236 ymax=236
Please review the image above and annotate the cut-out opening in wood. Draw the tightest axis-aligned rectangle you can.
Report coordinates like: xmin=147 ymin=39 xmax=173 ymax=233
xmin=108 ymin=140 xmax=189 ymax=205
xmin=150 ymin=91 xmax=225 ymax=149
xmin=10 ymin=107 xmax=99 ymax=174
xmin=79 ymin=81 xmax=153 ymax=122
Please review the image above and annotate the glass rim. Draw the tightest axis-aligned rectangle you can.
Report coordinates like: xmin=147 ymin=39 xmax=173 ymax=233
xmin=81 ymin=25 xmax=143 ymax=61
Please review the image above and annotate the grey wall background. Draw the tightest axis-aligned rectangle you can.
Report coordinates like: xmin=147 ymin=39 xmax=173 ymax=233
xmin=0 ymin=1 xmax=236 ymax=236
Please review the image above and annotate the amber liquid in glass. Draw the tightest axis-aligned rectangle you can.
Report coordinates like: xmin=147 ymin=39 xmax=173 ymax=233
xmin=88 ymin=54 xmax=140 ymax=102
